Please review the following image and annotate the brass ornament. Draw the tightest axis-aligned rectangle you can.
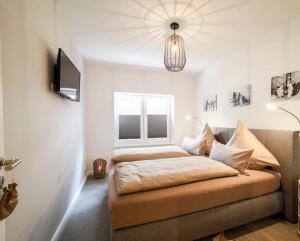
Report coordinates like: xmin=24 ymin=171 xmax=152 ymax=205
xmin=0 ymin=183 xmax=19 ymax=220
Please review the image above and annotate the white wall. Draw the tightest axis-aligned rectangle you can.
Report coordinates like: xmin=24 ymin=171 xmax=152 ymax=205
xmin=85 ymin=61 xmax=197 ymax=170
xmin=0 ymin=1 xmax=86 ymax=241
xmin=196 ymin=15 xmax=300 ymax=131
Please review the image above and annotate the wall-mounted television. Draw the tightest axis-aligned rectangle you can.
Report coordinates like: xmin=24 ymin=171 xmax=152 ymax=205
xmin=55 ymin=48 xmax=81 ymax=102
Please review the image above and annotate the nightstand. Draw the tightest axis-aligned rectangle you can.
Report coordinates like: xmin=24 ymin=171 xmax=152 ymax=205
xmin=299 ymin=179 xmax=300 ymax=235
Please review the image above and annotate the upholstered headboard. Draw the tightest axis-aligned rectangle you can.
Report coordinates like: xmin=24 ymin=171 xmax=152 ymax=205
xmin=213 ymin=127 xmax=300 ymax=223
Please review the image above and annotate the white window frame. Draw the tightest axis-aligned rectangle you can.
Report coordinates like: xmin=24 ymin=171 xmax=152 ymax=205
xmin=114 ymin=92 xmax=174 ymax=147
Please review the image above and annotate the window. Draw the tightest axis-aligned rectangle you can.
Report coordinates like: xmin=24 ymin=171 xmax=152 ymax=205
xmin=114 ymin=92 xmax=174 ymax=147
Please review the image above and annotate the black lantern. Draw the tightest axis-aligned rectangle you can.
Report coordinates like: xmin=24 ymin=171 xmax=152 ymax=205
xmin=164 ymin=22 xmax=186 ymax=72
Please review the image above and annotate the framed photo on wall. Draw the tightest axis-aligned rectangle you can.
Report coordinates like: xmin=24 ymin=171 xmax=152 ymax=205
xmin=203 ymin=94 xmax=217 ymax=112
xmin=228 ymin=84 xmax=251 ymax=107
xmin=271 ymin=71 xmax=300 ymax=101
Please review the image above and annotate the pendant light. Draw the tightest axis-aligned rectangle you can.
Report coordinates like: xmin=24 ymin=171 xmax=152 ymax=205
xmin=164 ymin=22 xmax=186 ymax=72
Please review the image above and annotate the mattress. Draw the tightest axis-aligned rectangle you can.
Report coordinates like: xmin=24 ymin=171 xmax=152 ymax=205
xmin=108 ymin=168 xmax=281 ymax=229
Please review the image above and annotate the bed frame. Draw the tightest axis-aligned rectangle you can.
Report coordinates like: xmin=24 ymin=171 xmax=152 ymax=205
xmin=110 ymin=128 xmax=300 ymax=241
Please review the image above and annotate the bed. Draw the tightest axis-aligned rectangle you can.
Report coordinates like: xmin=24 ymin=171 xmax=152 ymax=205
xmin=109 ymin=128 xmax=300 ymax=241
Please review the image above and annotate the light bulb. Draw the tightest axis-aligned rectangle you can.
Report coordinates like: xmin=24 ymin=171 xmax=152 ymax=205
xmin=266 ymin=103 xmax=278 ymax=111
xmin=185 ymin=115 xmax=192 ymax=121
xmin=171 ymin=44 xmax=178 ymax=52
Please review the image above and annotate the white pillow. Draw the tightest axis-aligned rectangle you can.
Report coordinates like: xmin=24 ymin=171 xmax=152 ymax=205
xmin=182 ymin=137 xmax=206 ymax=156
xmin=227 ymin=120 xmax=280 ymax=169
xmin=209 ymin=140 xmax=253 ymax=173
xmin=197 ymin=123 xmax=216 ymax=155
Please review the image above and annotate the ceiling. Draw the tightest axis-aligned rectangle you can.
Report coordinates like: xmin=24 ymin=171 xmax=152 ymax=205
xmin=57 ymin=0 xmax=300 ymax=72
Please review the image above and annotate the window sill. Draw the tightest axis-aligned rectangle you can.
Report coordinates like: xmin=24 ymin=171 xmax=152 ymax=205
xmin=113 ymin=142 xmax=175 ymax=149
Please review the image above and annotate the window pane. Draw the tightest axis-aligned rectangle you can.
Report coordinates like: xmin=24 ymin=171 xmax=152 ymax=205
xmin=114 ymin=93 xmax=172 ymax=143
xmin=147 ymin=115 xmax=167 ymax=138
xmin=119 ymin=115 xmax=141 ymax=139
xmin=116 ymin=95 xmax=141 ymax=115
xmin=146 ymin=96 xmax=168 ymax=138
xmin=146 ymin=97 xmax=168 ymax=115
xmin=116 ymin=94 xmax=142 ymax=140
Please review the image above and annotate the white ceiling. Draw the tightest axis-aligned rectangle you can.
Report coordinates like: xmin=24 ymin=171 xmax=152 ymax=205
xmin=57 ymin=0 xmax=300 ymax=72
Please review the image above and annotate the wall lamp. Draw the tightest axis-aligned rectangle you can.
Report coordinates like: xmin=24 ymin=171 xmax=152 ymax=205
xmin=266 ymin=103 xmax=300 ymax=127
xmin=185 ymin=115 xmax=203 ymax=128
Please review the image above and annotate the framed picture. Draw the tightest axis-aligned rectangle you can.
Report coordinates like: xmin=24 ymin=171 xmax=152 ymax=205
xmin=271 ymin=71 xmax=300 ymax=101
xmin=203 ymin=94 xmax=217 ymax=112
xmin=228 ymin=84 xmax=251 ymax=107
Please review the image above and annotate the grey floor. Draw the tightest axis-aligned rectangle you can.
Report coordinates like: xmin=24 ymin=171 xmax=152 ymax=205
xmin=59 ymin=176 xmax=110 ymax=241
xmin=58 ymin=176 xmax=299 ymax=241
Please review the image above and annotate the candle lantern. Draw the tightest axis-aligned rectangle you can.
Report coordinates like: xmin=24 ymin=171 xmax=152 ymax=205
xmin=93 ymin=159 xmax=107 ymax=179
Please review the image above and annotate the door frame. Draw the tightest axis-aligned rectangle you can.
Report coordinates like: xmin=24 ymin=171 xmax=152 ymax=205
xmin=0 ymin=30 xmax=6 ymax=241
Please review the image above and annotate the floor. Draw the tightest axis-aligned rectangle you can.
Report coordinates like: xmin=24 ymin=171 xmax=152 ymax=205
xmin=59 ymin=176 xmax=299 ymax=241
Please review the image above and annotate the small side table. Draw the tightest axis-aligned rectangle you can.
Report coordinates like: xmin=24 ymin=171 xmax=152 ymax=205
xmin=298 ymin=179 xmax=300 ymax=235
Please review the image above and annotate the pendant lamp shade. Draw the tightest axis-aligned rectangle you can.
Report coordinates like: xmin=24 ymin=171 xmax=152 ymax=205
xmin=164 ymin=23 xmax=186 ymax=72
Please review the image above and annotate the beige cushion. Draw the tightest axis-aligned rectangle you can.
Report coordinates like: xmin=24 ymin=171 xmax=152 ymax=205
xmin=111 ymin=146 xmax=191 ymax=163
xmin=227 ymin=121 xmax=280 ymax=169
xmin=209 ymin=140 xmax=253 ymax=173
xmin=182 ymin=137 xmax=206 ymax=155
xmin=197 ymin=123 xmax=216 ymax=155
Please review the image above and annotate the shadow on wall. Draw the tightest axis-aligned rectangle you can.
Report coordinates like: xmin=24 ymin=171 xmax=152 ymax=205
xmin=47 ymin=48 xmax=55 ymax=92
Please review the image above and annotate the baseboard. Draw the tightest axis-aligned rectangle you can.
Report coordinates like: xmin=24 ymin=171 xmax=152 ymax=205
xmin=0 ymin=221 xmax=5 ymax=241
xmin=50 ymin=172 xmax=90 ymax=241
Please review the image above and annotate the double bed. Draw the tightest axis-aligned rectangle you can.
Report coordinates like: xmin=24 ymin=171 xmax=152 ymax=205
xmin=108 ymin=128 xmax=300 ymax=241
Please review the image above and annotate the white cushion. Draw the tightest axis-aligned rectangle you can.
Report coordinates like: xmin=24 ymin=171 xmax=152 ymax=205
xmin=209 ymin=140 xmax=253 ymax=173
xmin=182 ymin=137 xmax=206 ymax=155
xmin=227 ymin=121 xmax=280 ymax=169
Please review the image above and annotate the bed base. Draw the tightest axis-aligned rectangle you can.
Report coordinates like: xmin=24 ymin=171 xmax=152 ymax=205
xmin=111 ymin=192 xmax=283 ymax=241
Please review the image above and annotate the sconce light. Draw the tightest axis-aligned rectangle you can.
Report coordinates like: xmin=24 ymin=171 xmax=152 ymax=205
xmin=266 ymin=103 xmax=300 ymax=127
xmin=185 ymin=115 xmax=203 ymax=128
xmin=185 ymin=115 xmax=192 ymax=121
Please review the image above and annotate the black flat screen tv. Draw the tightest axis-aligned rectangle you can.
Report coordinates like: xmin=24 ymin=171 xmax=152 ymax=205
xmin=55 ymin=48 xmax=80 ymax=102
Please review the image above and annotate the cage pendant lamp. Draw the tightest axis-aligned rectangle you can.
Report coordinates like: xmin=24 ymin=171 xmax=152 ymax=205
xmin=164 ymin=22 xmax=186 ymax=72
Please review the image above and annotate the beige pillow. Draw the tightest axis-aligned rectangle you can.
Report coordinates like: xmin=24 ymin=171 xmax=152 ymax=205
xmin=197 ymin=123 xmax=216 ymax=155
xmin=182 ymin=137 xmax=206 ymax=155
xmin=209 ymin=140 xmax=253 ymax=173
xmin=227 ymin=121 xmax=280 ymax=169
xmin=111 ymin=146 xmax=191 ymax=163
